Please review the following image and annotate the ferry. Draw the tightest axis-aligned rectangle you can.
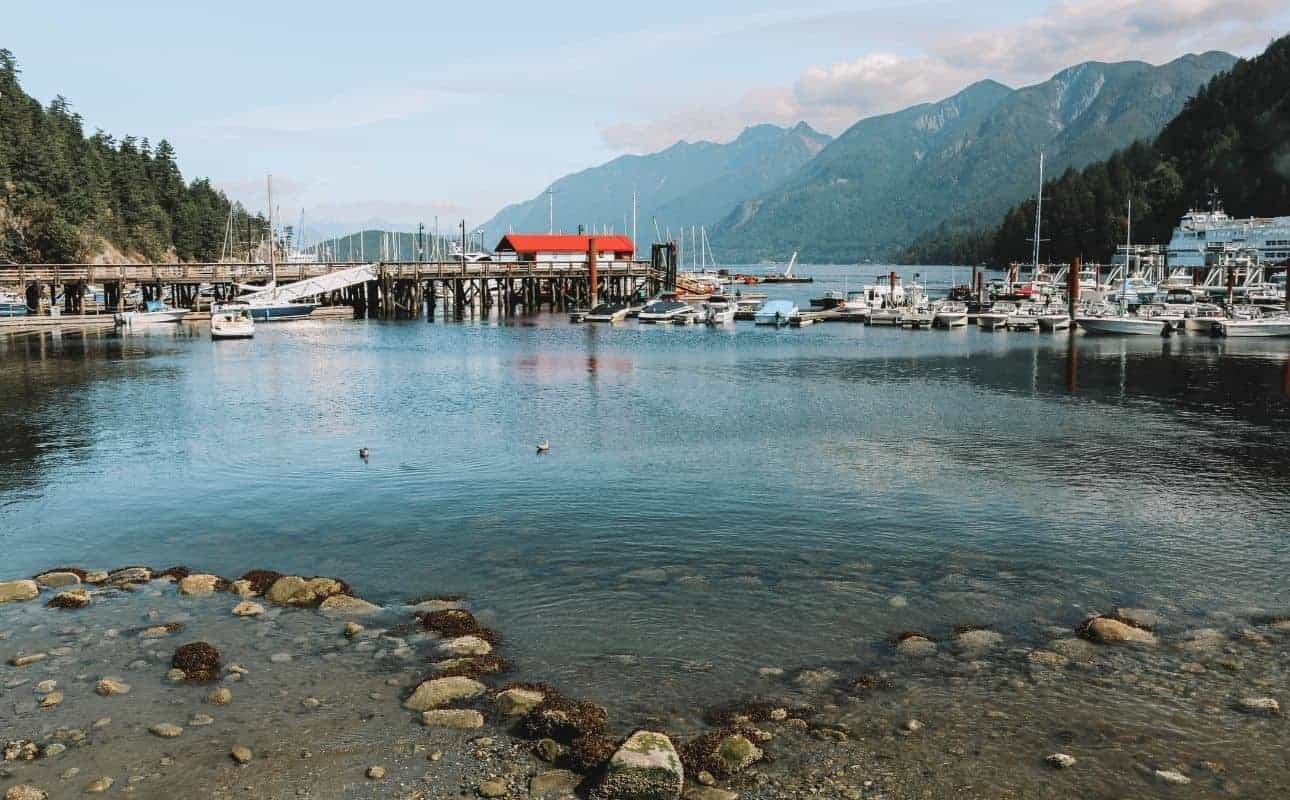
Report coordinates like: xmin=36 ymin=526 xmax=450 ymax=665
xmin=1166 ymin=206 xmax=1290 ymax=268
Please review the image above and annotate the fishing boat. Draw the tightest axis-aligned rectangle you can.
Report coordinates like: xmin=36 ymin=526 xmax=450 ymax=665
xmin=114 ymin=299 xmax=190 ymax=327
xmin=0 ymin=290 xmax=29 ymax=317
xmin=898 ymin=303 xmax=934 ymax=328
xmin=703 ymin=295 xmax=737 ymax=325
xmin=1006 ymin=304 xmax=1041 ymax=331
xmin=1183 ymin=302 xmax=1225 ymax=333
xmin=585 ymin=302 xmax=629 ymax=323
xmin=1215 ymin=313 xmax=1290 ymax=337
xmin=977 ymin=302 xmax=1014 ymax=330
xmin=638 ymin=295 xmax=697 ymax=324
xmin=754 ymin=299 xmax=798 ymax=326
xmin=1075 ymin=313 xmax=1167 ymax=335
xmin=809 ymin=290 xmax=846 ymax=310
xmin=841 ymin=291 xmax=871 ymax=318
xmin=933 ymin=302 xmax=968 ymax=328
xmin=210 ymin=304 xmax=255 ymax=340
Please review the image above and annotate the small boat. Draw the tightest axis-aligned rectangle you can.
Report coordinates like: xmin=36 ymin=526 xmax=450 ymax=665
xmin=1215 ymin=313 xmax=1290 ymax=337
xmin=638 ymin=295 xmax=697 ymax=324
xmin=933 ymin=302 xmax=968 ymax=328
xmin=585 ymin=303 xmax=629 ymax=323
xmin=703 ymin=295 xmax=737 ymax=325
xmin=245 ymin=301 xmax=318 ymax=321
xmin=0 ymin=290 xmax=29 ymax=317
xmin=753 ymin=299 xmax=798 ymax=326
xmin=115 ymin=299 xmax=190 ymax=327
xmin=1037 ymin=310 xmax=1071 ymax=331
xmin=210 ymin=304 xmax=255 ymax=340
xmin=1074 ymin=312 xmax=1166 ymax=335
xmin=1006 ymin=305 xmax=1040 ymax=331
xmin=977 ymin=302 xmax=1014 ymax=330
xmin=898 ymin=306 xmax=934 ymax=329
xmin=809 ymin=290 xmax=846 ymax=310
xmin=840 ymin=291 xmax=871 ymax=319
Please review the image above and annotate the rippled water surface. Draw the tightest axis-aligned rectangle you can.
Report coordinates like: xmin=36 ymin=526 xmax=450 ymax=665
xmin=3 ymin=265 xmax=1290 ymax=717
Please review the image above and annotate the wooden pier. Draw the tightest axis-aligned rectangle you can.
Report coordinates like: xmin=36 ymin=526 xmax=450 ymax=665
xmin=0 ymin=255 xmax=667 ymax=320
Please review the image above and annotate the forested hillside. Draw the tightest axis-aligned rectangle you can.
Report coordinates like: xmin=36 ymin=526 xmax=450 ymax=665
xmin=902 ymin=34 xmax=1290 ymax=265
xmin=0 ymin=49 xmax=258 ymax=263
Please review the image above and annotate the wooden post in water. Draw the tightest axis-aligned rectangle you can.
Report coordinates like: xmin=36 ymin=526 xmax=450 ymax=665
xmin=587 ymin=237 xmax=598 ymax=309
xmin=1226 ymin=263 xmax=1235 ymax=306
xmin=1067 ymin=257 xmax=1080 ymax=318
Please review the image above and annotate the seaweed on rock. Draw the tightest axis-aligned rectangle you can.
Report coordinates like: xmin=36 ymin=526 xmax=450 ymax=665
xmin=172 ymin=642 xmax=221 ymax=682
xmin=563 ymin=733 xmax=622 ymax=774
xmin=417 ymin=608 xmax=501 ymax=644
xmin=238 ymin=570 xmax=283 ymax=595
xmin=156 ymin=566 xmax=192 ymax=581
xmin=519 ymin=694 xmax=609 ymax=743
xmin=432 ymin=654 xmax=511 ymax=680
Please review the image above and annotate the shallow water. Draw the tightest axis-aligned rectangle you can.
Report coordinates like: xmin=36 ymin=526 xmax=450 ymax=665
xmin=3 ymin=265 xmax=1290 ymax=725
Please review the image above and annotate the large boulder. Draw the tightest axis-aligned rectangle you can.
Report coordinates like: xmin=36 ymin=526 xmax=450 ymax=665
xmin=437 ymin=635 xmax=493 ymax=656
xmin=495 ymin=687 xmax=546 ymax=716
xmin=107 ymin=567 xmax=152 ymax=585
xmin=1076 ymin=616 xmax=1157 ymax=646
xmin=711 ymin=734 xmax=762 ymax=775
xmin=402 ymin=677 xmax=486 ymax=711
xmin=178 ymin=574 xmax=222 ymax=596
xmin=47 ymin=588 xmax=91 ymax=609
xmin=265 ymin=576 xmax=346 ymax=606
xmin=591 ymin=731 xmax=683 ymax=800
xmin=318 ymin=595 xmax=382 ymax=616
xmin=172 ymin=642 xmax=222 ymax=682
xmin=0 ymin=580 xmax=39 ymax=603
xmin=34 ymin=570 xmax=82 ymax=588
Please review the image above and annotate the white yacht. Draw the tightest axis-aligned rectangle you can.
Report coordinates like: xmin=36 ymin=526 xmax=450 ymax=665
xmin=841 ymin=291 xmax=871 ymax=318
xmin=1074 ymin=304 xmax=1167 ymax=335
xmin=210 ymin=304 xmax=255 ymax=340
xmin=754 ymin=299 xmax=798 ymax=326
xmin=977 ymin=302 xmax=1014 ymax=330
xmin=1037 ymin=309 xmax=1071 ymax=331
xmin=1215 ymin=313 xmax=1290 ymax=337
xmin=1184 ymin=302 xmax=1226 ymax=333
xmin=933 ymin=302 xmax=968 ymax=328
xmin=638 ymin=295 xmax=697 ymax=324
xmin=703 ymin=295 xmax=737 ymax=325
xmin=1007 ymin=304 xmax=1041 ymax=331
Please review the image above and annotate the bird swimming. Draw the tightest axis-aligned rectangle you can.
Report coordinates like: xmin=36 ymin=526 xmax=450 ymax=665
xmin=536 ymin=440 xmax=550 ymax=454
xmin=358 ymin=447 xmax=370 ymax=460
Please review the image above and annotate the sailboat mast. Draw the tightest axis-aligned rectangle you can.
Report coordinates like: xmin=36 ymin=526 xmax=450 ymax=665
xmin=1122 ymin=196 xmax=1132 ymax=313
xmin=1032 ymin=152 xmax=1044 ymax=274
xmin=267 ymin=175 xmax=276 ymax=287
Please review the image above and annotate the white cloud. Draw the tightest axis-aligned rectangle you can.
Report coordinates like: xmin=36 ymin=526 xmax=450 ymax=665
xmin=601 ymin=0 xmax=1289 ymax=153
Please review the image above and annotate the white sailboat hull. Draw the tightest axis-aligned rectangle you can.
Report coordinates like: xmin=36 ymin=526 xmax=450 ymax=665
xmin=1075 ymin=316 xmax=1166 ymax=335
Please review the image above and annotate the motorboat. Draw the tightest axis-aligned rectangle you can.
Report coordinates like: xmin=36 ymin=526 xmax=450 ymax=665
xmin=809 ymin=290 xmax=847 ymax=310
xmin=1135 ymin=303 xmax=1186 ymax=332
xmin=1074 ymin=306 xmax=1167 ymax=335
xmin=638 ymin=295 xmax=697 ymax=324
xmin=114 ymin=299 xmax=190 ymax=327
xmin=1037 ymin=309 xmax=1071 ymax=331
xmin=703 ymin=295 xmax=737 ymax=325
xmin=1006 ymin=304 xmax=1041 ymax=331
xmin=933 ymin=302 xmax=968 ymax=328
xmin=977 ymin=302 xmax=1014 ymax=330
xmin=898 ymin=305 xmax=934 ymax=329
xmin=1183 ymin=302 xmax=1225 ymax=333
xmin=840 ymin=291 xmax=871 ymax=319
xmin=1215 ymin=313 xmax=1290 ymax=337
xmin=586 ymin=302 xmax=629 ymax=323
xmin=754 ymin=299 xmax=798 ymax=326
xmin=210 ymin=304 xmax=255 ymax=340
xmin=0 ymin=290 xmax=28 ymax=317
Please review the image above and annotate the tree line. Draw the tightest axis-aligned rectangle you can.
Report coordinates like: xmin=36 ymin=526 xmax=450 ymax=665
xmin=900 ymin=34 xmax=1290 ymax=266
xmin=0 ymin=48 xmax=263 ymax=263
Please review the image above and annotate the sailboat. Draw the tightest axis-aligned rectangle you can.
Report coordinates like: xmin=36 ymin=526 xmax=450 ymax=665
xmin=240 ymin=176 xmax=319 ymax=321
xmin=1076 ymin=196 xmax=1167 ymax=335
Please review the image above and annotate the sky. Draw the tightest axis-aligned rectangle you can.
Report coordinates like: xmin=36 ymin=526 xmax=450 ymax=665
xmin=5 ymin=0 xmax=1287 ymax=241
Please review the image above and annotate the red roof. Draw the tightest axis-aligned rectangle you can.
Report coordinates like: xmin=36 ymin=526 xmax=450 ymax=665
xmin=495 ymin=234 xmax=634 ymax=256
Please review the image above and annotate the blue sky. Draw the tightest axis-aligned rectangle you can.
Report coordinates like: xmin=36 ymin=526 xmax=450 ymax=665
xmin=6 ymin=1 xmax=1287 ymax=239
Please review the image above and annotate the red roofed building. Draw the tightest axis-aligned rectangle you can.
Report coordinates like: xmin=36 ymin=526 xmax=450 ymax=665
xmin=494 ymin=234 xmax=635 ymax=263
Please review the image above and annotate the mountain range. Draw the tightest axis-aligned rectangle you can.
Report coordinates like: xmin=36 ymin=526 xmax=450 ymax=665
xmin=481 ymin=122 xmax=831 ymax=241
xmin=483 ymin=51 xmax=1236 ymax=264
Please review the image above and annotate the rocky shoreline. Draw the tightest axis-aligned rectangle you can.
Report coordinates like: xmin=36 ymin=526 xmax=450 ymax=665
xmin=2 ymin=567 xmax=1287 ymax=799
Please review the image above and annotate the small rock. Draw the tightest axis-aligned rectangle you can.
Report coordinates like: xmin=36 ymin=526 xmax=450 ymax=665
xmin=1077 ymin=616 xmax=1156 ymax=645
xmin=1154 ymin=769 xmax=1191 ymax=785
xmin=684 ymin=788 xmax=737 ymax=800
xmin=140 ymin=625 xmax=174 ymax=639
xmin=227 ymin=664 xmax=249 ymax=675
xmin=232 ymin=601 xmax=265 ymax=617
xmin=756 ymin=666 xmax=784 ymax=678
xmin=0 ymin=580 xmax=40 ymax=603
xmin=34 ymin=571 xmax=82 ymax=588
xmin=696 ymin=771 xmax=717 ymax=787
xmin=895 ymin=635 xmax=937 ymax=657
xmin=530 ymin=770 xmax=580 ymax=799
xmin=713 ymin=734 xmax=762 ymax=774
xmin=84 ymin=571 xmax=108 ymax=584
xmin=33 ymin=679 xmax=58 ymax=694
xmin=178 ymin=574 xmax=221 ymax=596
xmin=901 ymin=719 xmax=924 ymax=734
xmin=39 ymin=690 xmax=63 ymax=708
xmin=92 ymin=718 xmax=111 ymax=729
xmin=84 ymin=778 xmax=113 ymax=794
xmin=536 ymin=738 xmax=565 ymax=763
xmin=230 ymin=745 xmax=253 ymax=765
xmin=1114 ymin=607 xmax=1162 ymax=628
xmin=318 ymin=595 xmax=382 ymax=615
xmin=149 ymin=723 xmax=183 ymax=738
xmin=953 ymin=628 xmax=1003 ymax=650
xmin=4 ymin=785 xmax=48 ymax=800
xmin=495 ymin=687 xmax=545 ymax=716
xmin=477 ymin=778 xmax=507 ymax=798
xmin=343 ymin=622 xmax=364 ymax=638
xmin=207 ymin=687 xmax=233 ymax=705
xmin=366 ymin=765 xmax=386 ymax=780
xmin=41 ymin=743 xmax=66 ymax=758
xmin=48 ymin=588 xmax=91 ymax=609
xmin=60 ymin=768 xmax=79 ymax=780
xmin=1027 ymin=649 xmax=1068 ymax=668
xmin=189 ymin=713 xmax=215 ymax=726
xmin=301 ymin=697 xmax=321 ymax=709
xmin=429 ymin=751 xmax=444 ymax=762
xmin=230 ymin=579 xmax=256 ymax=597
xmin=9 ymin=652 xmax=47 ymax=667
xmin=107 ymin=566 xmax=151 ymax=584
xmin=1236 ymin=696 xmax=1280 ymax=715
xmin=95 ymin=678 xmax=131 ymax=696
xmin=1046 ymin=753 xmax=1077 ymax=769
xmin=265 ymin=575 xmax=345 ymax=606
xmin=421 ymin=709 xmax=485 ymax=730
xmin=269 ymin=653 xmax=293 ymax=664
xmin=166 ymin=668 xmax=186 ymax=682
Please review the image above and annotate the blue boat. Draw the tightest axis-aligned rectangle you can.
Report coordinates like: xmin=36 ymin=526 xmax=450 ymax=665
xmin=245 ymin=301 xmax=318 ymax=321
xmin=753 ymin=299 xmax=798 ymax=326
xmin=0 ymin=291 xmax=29 ymax=317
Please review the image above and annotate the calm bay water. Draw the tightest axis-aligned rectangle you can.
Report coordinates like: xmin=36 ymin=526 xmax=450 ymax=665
xmin=3 ymin=265 xmax=1290 ymax=718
